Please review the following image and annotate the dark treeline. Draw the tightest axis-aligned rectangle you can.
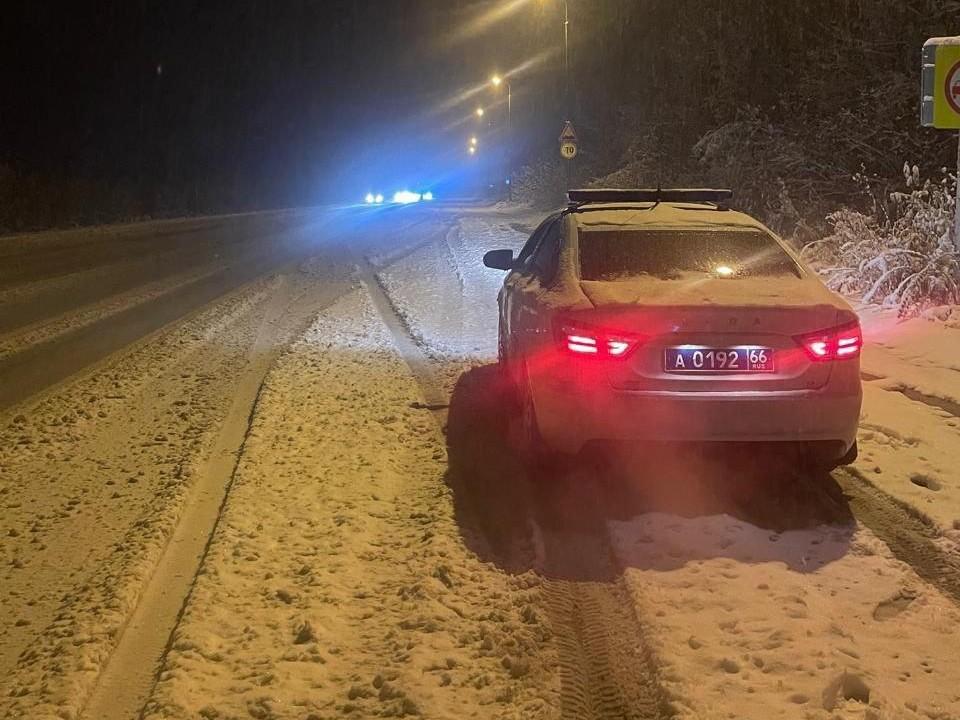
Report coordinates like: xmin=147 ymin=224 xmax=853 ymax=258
xmin=534 ymin=0 xmax=959 ymax=238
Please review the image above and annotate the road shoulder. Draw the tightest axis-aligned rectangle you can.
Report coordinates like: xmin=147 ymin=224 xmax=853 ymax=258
xmin=141 ymin=286 xmax=554 ymax=720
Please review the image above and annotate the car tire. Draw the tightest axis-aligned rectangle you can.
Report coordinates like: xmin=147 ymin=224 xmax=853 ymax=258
xmin=835 ymin=440 xmax=858 ymax=467
xmin=516 ymin=377 xmax=560 ymax=477
xmin=497 ymin=329 xmax=521 ymax=415
xmin=803 ymin=440 xmax=857 ymax=471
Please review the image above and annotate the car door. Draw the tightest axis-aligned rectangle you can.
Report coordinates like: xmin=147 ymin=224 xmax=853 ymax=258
xmin=503 ymin=215 xmax=562 ymax=361
xmin=500 ymin=216 xmax=554 ymax=347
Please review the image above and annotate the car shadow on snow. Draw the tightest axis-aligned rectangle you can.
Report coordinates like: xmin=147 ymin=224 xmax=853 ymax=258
xmin=444 ymin=364 xmax=855 ymax=582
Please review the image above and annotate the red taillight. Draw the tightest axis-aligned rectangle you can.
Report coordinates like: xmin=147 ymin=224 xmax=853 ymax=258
xmin=556 ymin=321 xmax=646 ymax=360
xmin=795 ymin=321 xmax=862 ymax=361
xmin=566 ymin=334 xmax=599 ymax=354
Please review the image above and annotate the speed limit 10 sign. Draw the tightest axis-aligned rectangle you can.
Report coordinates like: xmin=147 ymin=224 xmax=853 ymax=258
xmin=922 ymin=37 xmax=960 ymax=129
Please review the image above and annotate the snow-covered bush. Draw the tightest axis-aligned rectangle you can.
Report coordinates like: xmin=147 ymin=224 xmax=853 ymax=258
xmin=590 ymin=129 xmax=674 ymax=190
xmin=802 ymin=165 xmax=959 ymax=316
xmin=512 ymin=160 xmax=569 ymax=208
xmin=692 ymin=107 xmax=826 ymax=241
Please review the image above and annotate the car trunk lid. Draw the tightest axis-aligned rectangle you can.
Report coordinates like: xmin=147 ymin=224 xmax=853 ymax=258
xmin=570 ymin=278 xmax=849 ymax=392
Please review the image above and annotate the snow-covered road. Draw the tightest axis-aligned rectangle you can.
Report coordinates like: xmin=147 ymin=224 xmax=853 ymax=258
xmin=2 ymin=204 xmax=960 ymax=720
xmin=0 ymin=205 xmax=454 ymax=719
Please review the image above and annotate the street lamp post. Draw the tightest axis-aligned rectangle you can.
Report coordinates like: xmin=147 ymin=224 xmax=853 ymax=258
xmin=558 ymin=0 xmax=571 ymax=115
xmin=541 ymin=0 xmax=570 ymax=106
xmin=563 ymin=0 xmax=569 ymax=82
xmin=490 ymin=75 xmax=511 ymax=131
xmin=490 ymin=74 xmax=513 ymax=198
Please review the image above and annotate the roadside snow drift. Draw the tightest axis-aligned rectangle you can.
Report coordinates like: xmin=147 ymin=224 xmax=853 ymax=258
xmin=142 ymin=288 xmax=554 ymax=720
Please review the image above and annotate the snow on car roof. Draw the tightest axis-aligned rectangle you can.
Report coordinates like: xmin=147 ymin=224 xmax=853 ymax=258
xmin=537 ymin=204 xmax=848 ymax=312
xmin=578 ymin=274 xmax=842 ymax=309
xmin=572 ymin=202 xmax=765 ymax=231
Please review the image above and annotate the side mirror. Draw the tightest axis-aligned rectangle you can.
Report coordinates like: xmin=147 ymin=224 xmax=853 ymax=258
xmin=483 ymin=249 xmax=514 ymax=271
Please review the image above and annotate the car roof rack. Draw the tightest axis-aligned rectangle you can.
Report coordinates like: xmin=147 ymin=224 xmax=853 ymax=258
xmin=566 ymin=187 xmax=733 ymax=209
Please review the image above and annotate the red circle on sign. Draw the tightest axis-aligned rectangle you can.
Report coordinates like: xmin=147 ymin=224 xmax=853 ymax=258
xmin=946 ymin=59 xmax=960 ymax=115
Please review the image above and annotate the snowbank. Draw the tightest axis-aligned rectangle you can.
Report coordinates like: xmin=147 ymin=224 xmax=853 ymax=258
xmin=142 ymin=288 xmax=554 ymax=720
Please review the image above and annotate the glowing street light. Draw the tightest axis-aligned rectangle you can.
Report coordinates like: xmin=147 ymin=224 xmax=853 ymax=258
xmin=487 ymin=72 xmax=513 ymax=200
xmin=468 ymin=145 xmax=477 ymax=155
xmin=475 ymin=106 xmax=485 ymax=118
xmin=470 ymin=136 xmax=478 ymax=146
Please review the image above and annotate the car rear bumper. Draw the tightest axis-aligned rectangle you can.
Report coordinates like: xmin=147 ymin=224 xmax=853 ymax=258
xmin=532 ymin=382 xmax=861 ymax=455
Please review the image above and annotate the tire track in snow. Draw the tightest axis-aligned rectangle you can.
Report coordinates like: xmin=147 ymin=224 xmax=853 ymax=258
xmin=541 ymin=579 xmax=671 ymax=720
xmin=528 ymin=467 xmax=673 ymax=720
xmin=837 ymin=469 xmax=960 ymax=606
xmin=0 ymin=279 xmax=287 ymax=720
xmin=862 ymin=371 xmax=960 ymax=421
xmin=77 ymin=274 xmax=353 ymax=720
xmin=77 ymin=216 xmax=444 ymax=718
xmin=357 ymin=226 xmax=453 ymax=411
xmin=535 ymin=572 xmax=672 ymax=719
xmin=889 ymin=385 xmax=960 ymax=420
xmin=363 ymin=222 xmax=673 ymax=720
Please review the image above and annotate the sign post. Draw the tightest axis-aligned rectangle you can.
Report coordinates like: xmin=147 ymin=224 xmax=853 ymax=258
xmin=558 ymin=121 xmax=578 ymax=199
xmin=922 ymin=37 xmax=960 ymax=253
xmin=558 ymin=121 xmax=578 ymax=160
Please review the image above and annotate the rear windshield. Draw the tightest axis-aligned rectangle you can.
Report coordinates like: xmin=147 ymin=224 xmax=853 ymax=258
xmin=578 ymin=228 xmax=800 ymax=281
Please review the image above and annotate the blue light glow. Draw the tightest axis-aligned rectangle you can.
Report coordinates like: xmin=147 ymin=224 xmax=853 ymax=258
xmin=422 ymin=191 xmax=434 ymax=201
xmin=393 ymin=190 xmax=422 ymax=204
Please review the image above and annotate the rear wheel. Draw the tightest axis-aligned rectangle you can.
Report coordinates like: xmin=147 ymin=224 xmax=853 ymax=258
xmin=497 ymin=328 xmax=521 ymax=415
xmin=803 ymin=440 xmax=857 ymax=471
xmin=516 ymin=376 xmax=561 ymax=477
xmin=836 ymin=440 xmax=858 ymax=467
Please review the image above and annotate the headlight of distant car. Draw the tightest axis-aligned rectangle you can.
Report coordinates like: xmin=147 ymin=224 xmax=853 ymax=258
xmin=364 ymin=192 xmax=384 ymax=204
xmin=393 ymin=190 xmax=421 ymax=204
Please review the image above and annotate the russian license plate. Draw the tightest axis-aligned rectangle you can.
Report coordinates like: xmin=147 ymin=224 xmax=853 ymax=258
xmin=664 ymin=347 xmax=774 ymax=373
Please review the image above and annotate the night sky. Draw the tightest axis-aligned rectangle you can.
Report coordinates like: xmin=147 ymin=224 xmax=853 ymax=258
xmin=7 ymin=1 xmax=953 ymax=228
xmin=2 ymin=1 xmax=558 ymax=208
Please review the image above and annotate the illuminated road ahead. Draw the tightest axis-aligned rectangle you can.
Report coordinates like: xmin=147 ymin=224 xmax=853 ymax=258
xmin=0 ymin=204 xmax=450 ymax=408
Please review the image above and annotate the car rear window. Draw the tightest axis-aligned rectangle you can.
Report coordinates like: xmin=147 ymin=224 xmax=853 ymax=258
xmin=578 ymin=228 xmax=800 ymax=281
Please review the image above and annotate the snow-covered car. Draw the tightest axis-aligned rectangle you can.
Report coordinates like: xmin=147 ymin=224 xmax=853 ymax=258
xmin=483 ymin=188 xmax=862 ymax=469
